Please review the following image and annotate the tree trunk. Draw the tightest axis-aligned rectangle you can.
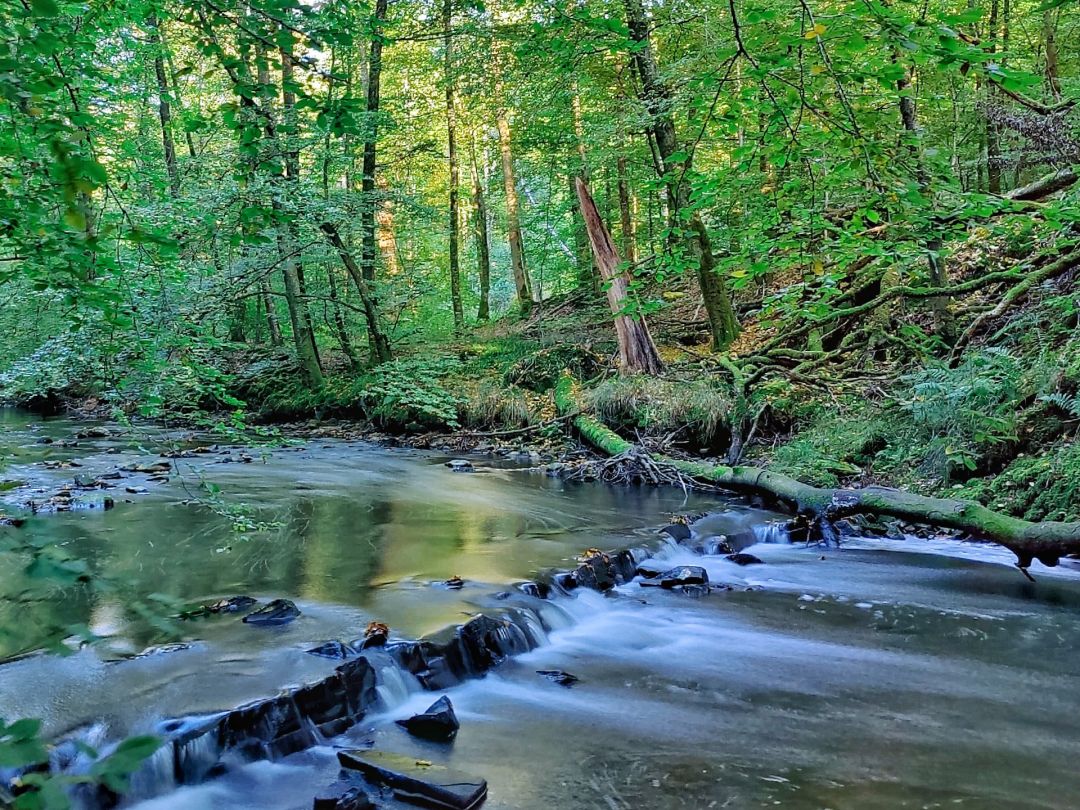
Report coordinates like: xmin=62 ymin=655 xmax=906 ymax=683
xmin=555 ymin=375 xmax=1080 ymax=572
xmin=896 ymin=57 xmax=955 ymax=343
xmin=327 ymin=266 xmax=360 ymax=369
xmin=470 ymin=135 xmax=491 ymax=321
xmin=575 ymin=178 xmax=664 ymax=375
xmin=320 ymin=222 xmax=393 ymax=364
xmin=1044 ymin=10 xmax=1061 ymax=99
xmin=986 ymin=0 xmax=1002 ymax=194
xmin=147 ymin=12 xmax=180 ymax=198
xmin=443 ymin=0 xmax=464 ymax=331
xmin=261 ymin=279 xmax=283 ymax=346
xmin=278 ymin=32 xmax=323 ymax=386
xmin=374 ymin=176 xmax=402 ymax=276
xmin=495 ymin=81 xmax=532 ymax=312
xmin=362 ymin=0 xmax=388 ymax=284
xmin=622 ymin=0 xmax=738 ymax=350
xmin=617 ymin=155 xmax=636 ymax=266
xmin=570 ymin=82 xmax=597 ymax=291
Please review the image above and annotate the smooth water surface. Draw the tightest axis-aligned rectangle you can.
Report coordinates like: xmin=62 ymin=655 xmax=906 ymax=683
xmin=2 ymin=411 xmax=1080 ymax=809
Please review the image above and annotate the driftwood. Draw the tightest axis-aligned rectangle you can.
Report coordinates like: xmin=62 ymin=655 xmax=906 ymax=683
xmin=555 ymin=374 xmax=1080 ymax=574
xmin=575 ymin=177 xmax=665 ymax=375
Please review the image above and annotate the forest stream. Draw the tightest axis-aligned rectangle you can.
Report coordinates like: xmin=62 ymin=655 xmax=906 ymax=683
xmin=3 ymin=409 xmax=1080 ymax=810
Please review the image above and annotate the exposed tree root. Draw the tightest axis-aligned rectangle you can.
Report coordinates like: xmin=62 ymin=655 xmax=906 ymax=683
xmin=555 ymin=374 xmax=1080 ymax=573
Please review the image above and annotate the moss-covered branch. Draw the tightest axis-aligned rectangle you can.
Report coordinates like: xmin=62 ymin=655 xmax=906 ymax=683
xmin=555 ymin=374 xmax=1080 ymax=571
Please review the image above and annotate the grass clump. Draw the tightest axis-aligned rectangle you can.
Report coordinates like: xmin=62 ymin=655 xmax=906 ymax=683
xmin=585 ymin=375 xmax=732 ymax=450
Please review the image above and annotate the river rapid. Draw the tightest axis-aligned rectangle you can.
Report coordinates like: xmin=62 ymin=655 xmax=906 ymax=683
xmin=2 ymin=409 xmax=1080 ymax=810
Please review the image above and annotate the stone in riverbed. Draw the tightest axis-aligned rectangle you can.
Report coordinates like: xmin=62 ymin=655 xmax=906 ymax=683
xmin=208 ymin=595 xmax=257 ymax=613
xmin=659 ymin=523 xmax=692 ymax=542
xmin=313 ymin=783 xmax=375 ymax=810
xmin=242 ymin=599 xmax=300 ymax=626
xmin=307 ymin=640 xmax=356 ymax=660
xmin=445 ymin=459 xmax=474 ymax=472
xmin=338 ymin=750 xmax=487 ymax=810
xmin=395 ymin=695 xmax=459 ymax=742
xmin=726 ymin=552 xmax=764 ymax=566
xmin=536 ymin=669 xmax=579 ymax=687
xmin=639 ymin=566 xmax=709 ymax=589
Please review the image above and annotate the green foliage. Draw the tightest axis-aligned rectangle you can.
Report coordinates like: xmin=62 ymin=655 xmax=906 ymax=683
xmin=0 ymin=720 xmax=162 ymax=810
xmin=355 ymin=355 xmax=464 ymax=429
xmin=900 ymin=350 xmax=1026 ymax=477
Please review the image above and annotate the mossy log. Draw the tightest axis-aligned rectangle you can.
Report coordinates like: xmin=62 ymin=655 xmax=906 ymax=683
xmin=555 ymin=374 xmax=1080 ymax=571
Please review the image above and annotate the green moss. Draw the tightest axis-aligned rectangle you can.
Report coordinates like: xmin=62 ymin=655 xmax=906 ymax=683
xmin=951 ymin=442 xmax=1080 ymax=523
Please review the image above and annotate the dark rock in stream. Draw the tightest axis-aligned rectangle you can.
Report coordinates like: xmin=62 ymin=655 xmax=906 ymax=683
xmin=307 ymin=640 xmax=357 ymax=660
xmin=395 ymin=696 xmax=459 ymax=742
xmin=242 ymin=599 xmax=300 ymax=626
xmin=445 ymin=459 xmax=474 ymax=472
xmin=639 ymin=566 xmax=709 ymax=589
xmin=165 ymin=656 xmax=379 ymax=782
xmin=536 ymin=670 xmax=579 ymax=687
xmin=659 ymin=523 xmax=692 ymax=542
xmin=314 ymin=782 xmax=376 ymax=810
xmin=726 ymin=553 xmax=764 ymax=566
xmin=443 ymin=575 xmax=465 ymax=590
xmin=338 ymin=750 xmax=488 ymax=810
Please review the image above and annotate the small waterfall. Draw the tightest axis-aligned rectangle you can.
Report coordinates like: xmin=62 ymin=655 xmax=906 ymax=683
xmin=365 ymin=649 xmax=422 ymax=709
xmin=167 ymin=716 xmax=224 ymax=784
xmin=752 ymin=521 xmax=791 ymax=545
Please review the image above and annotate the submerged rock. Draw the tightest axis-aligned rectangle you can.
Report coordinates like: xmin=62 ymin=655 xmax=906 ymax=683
xmin=445 ymin=459 xmax=474 ymax=472
xmin=536 ymin=670 xmax=579 ymax=687
xmin=639 ymin=566 xmax=709 ymax=589
xmin=242 ymin=599 xmax=300 ymax=626
xmin=726 ymin=553 xmax=764 ymax=566
xmin=313 ymin=783 xmax=375 ymax=810
xmin=338 ymin=750 xmax=487 ymax=810
xmin=307 ymin=640 xmax=356 ymax=660
xmin=208 ymin=595 xmax=257 ymax=614
xmin=395 ymin=696 xmax=459 ymax=742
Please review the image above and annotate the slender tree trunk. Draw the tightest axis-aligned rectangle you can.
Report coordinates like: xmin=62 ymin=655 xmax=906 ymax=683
xmin=897 ymin=57 xmax=955 ymax=343
xmin=443 ymin=0 xmax=464 ymax=331
xmin=375 ymin=175 xmax=401 ymax=276
xmin=362 ymin=0 xmax=388 ymax=284
xmin=622 ymin=0 xmax=738 ymax=350
xmin=986 ymin=0 xmax=1002 ymax=194
xmin=261 ymin=279 xmax=283 ymax=346
xmin=570 ymin=82 xmax=596 ymax=291
xmin=327 ymin=266 xmax=360 ymax=369
xmin=617 ymin=155 xmax=636 ymax=266
xmin=147 ymin=12 xmax=180 ymax=198
xmin=320 ymin=223 xmax=393 ymax=363
xmin=494 ymin=56 xmax=532 ymax=312
xmin=1044 ymin=10 xmax=1061 ymax=99
xmin=575 ymin=178 xmax=663 ymax=374
xmin=470 ymin=134 xmax=491 ymax=321
xmin=277 ymin=32 xmax=323 ymax=385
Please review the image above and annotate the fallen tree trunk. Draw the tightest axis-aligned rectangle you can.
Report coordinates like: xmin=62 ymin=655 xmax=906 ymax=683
xmin=554 ymin=374 xmax=1080 ymax=573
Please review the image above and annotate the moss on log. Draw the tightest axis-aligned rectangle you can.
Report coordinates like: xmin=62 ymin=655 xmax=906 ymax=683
xmin=554 ymin=374 xmax=1080 ymax=571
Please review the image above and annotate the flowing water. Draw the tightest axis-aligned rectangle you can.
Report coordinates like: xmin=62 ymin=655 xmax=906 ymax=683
xmin=2 ymin=409 xmax=1080 ymax=809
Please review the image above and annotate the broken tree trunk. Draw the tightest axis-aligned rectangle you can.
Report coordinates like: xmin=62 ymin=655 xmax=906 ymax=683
xmin=575 ymin=177 xmax=664 ymax=375
xmin=555 ymin=374 xmax=1080 ymax=572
